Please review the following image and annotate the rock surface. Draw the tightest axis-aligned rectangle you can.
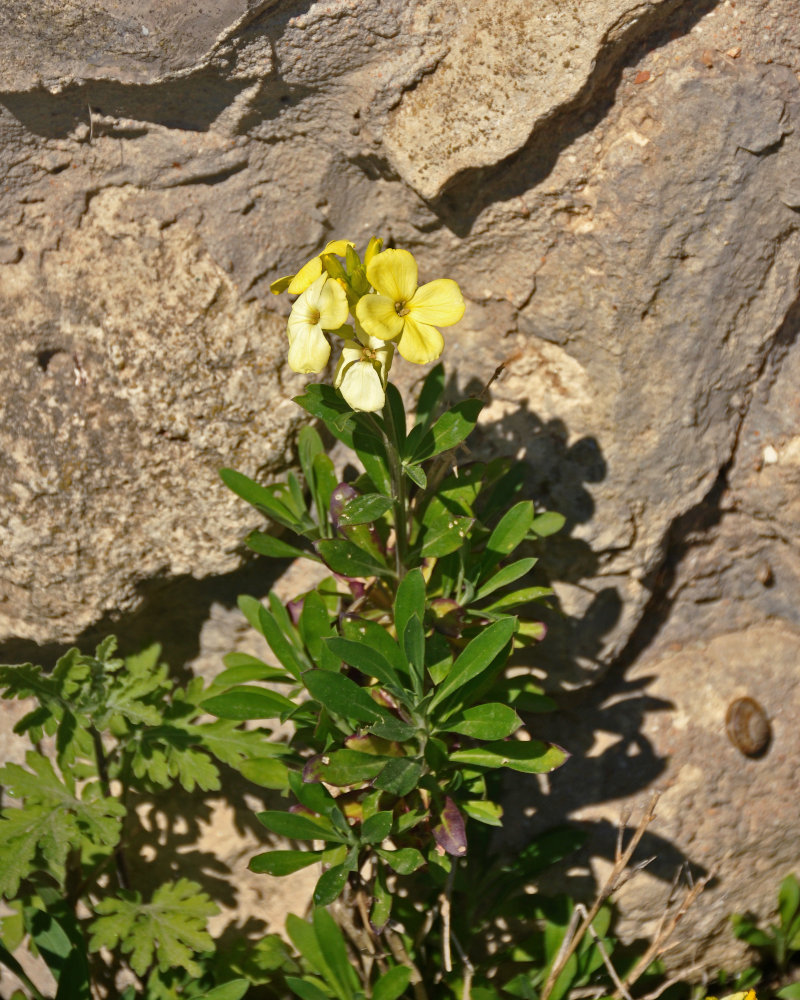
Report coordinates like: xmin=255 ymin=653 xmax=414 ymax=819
xmin=1 ymin=0 xmax=800 ymax=974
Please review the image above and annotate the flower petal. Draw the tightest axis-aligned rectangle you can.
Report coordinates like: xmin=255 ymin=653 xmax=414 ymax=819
xmin=356 ymin=294 xmax=404 ymax=341
xmin=287 ymin=257 xmax=324 ymax=295
xmin=323 ymin=239 xmax=354 ymax=256
xmin=287 ymin=323 xmax=331 ymax=373
xmin=396 ymin=315 xmax=444 ymax=365
xmin=333 ymin=340 xmax=365 ymax=387
xmin=339 ymin=360 xmax=386 ymax=412
xmin=317 ymin=277 xmax=349 ymax=329
xmin=366 ymin=248 xmax=418 ymax=304
xmin=408 ymin=278 xmax=465 ymax=327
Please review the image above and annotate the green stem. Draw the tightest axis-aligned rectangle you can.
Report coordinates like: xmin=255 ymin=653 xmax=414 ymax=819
xmin=370 ymin=407 xmax=409 ymax=576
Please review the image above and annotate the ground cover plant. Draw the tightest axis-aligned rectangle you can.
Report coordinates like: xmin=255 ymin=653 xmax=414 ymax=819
xmin=0 ymin=239 xmax=794 ymax=1000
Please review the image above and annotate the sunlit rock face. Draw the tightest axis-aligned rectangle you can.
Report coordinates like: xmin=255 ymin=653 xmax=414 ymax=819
xmin=1 ymin=0 xmax=799 ymax=970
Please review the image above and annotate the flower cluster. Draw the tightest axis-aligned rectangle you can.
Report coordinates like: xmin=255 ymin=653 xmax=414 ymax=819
xmin=271 ymin=239 xmax=464 ymax=412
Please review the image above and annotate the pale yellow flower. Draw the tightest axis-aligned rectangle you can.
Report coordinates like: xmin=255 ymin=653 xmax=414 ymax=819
xmin=355 ymin=248 xmax=465 ymax=364
xmin=270 ymin=240 xmax=354 ymax=295
xmin=287 ymin=274 xmax=349 ymax=374
xmin=334 ymin=322 xmax=394 ymax=412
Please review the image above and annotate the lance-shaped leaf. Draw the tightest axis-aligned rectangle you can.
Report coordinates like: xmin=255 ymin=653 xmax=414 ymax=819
xmin=373 ymin=966 xmax=412 ymax=1000
xmin=450 ymin=739 xmax=568 ymax=773
xmin=313 ymin=847 xmax=359 ymax=907
xmin=316 ymin=538 xmax=393 ymax=579
xmin=341 ymin=618 xmax=408 ymax=680
xmin=255 ymin=810 xmax=351 ymax=844
xmin=376 ymin=847 xmax=426 ymax=874
xmin=304 ymin=750 xmax=390 ymax=787
xmin=360 ymin=811 xmax=393 ymax=844
xmin=410 ymin=398 xmax=484 ymax=463
xmin=200 ymin=686 xmax=295 ymax=720
xmin=478 ymin=500 xmax=534 ymax=577
xmin=238 ymin=595 xmax=305 ymax=680
xmin=430 ymin=616 xmax=516 ymax=711
xmin=474 ymin=557 xmax=538 ymax=600
xmin=439 ymin=702 xmax=521 ymax=741
xmin=337 ymin=493 xmax=394 ymax=526
xmin=304 ymin=669 xmax=383 ymax=725
xmin=530 ymin=510 xmax=566 ymax=537
xmin=246 ymin=530 xmax=320 ymax=563
xmin=249 ymin=850 xmax=326 ymax=876
xmin=324 ymin=637 xmax=404 ymax=698
xmin=462 ymin=800 xmax=504 ymax=827
xmin=419 ymin=516 xmax=474 ymax=558
xmin=433 ymin=798 xmax=467 ymax=857
xmin=220 ymin=469 xmax=310 ymax=534
xmin=394 ymin=567 xmax=426 ymax=640
xmin=412 ymin=361 xmax=445 ymax=435
xmin=214 ymin=652 xmax=291 ymax=685
xmin=374 ymin=757 xmax=422 ymax=797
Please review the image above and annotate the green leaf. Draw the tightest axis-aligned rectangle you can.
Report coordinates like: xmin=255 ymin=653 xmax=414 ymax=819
xmin=419 ymin=516 xmax=474 ymax=558
xmin=316 ymin=539 xmax=393 ymax=579
xmin=376 ymin=847 xmax=426 ymax=874
xmin=373 ymin=757 xmax=421 ymax=796
xmin=411 ymin=398 xmax=484 ymax=463
xmin=256 ymin=811 xmax=350 ymax=845
xmin=482 ymin=586 xmax=552 ymax=613
xmin=313 ymin=856 xmax=356 ymax=907
xmin=198 ymin=981 xmax=250 ymax=1000
xmin=307 ymin=750 xmax=389 ymax=787
xmin=312 ymin=906 xmax=360 ymax=996
xmin=340 ymin=619 xmax=408 ymax=680
xmin=25 ymin=903 xmax=91 ymax=999
xmin=402 ymin=615 xmax=425 ymax=698
xmin=294 ymin=384 xmax=356 ymax=445
xmin=88 ymin=879 xmax=217 ymax=979
xmin=286 ymin=977 xmax=331 ymax=1000
xmin=246 ymin=530 xmax=320 ymax=563
xmin=299 ymin=590 xmax=334 ymax=664
xmin=304 ymin=670 xmax=381 ymax=724
xmin=238 ymin=757 xmax=291 ymax=789
xmin=450 ymin=739 xmax=568 ymax=773
xmin=462 ymin=800 xmax=504 ymax=827
xmin=394 ymin=568 xmax=426 ymax=642
xmin=0 ymin=755 xmax=124 ymax=896
xmin=373 ymin=966 xmax=412 ymax=1000
xmin=249 ymin=850 xmax=324 ymax=876
xmin=324 ymin=638 xmax=404 ymax=697
xmin=474 ymin=558 xmax=537 ymax=600
xmin=361 ymin=811 xmax=393 ymax=844
xmin=220 ymin=651 xmax=291 ymax=681
xmin=530 ymin=510 xmax=566 ymax=537
xmin=312 ymin=454 xmax=339 ymax=535
xmin=238 ymin=596 xmax=305 ymax=680
xmin=337 ymin=493 xmax=394 ymax=525
xmin=430 ymin=617 xmax=516 ymax=710
xmin=403 ymin=462 xmax=428 ymax=489
xmin=479 ymin=501 xmax=534 ymax=576
xmin=201 ymin=685 xmax=295 ymax=720
xmin=371 ymin=863 xmax=392 ymax=931
xmin=220 ymin=468 xmax=307 ymax=532
xmin=440 ymin=703 xmax=521 ymax=740
xmin=779 ymin=875 xmax=800 ymax=928
xmin=777 ymin=985 xmax=800 ymax=1000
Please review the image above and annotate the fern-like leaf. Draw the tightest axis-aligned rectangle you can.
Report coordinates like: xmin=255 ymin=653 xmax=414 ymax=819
xmin=88 ymin=878 xmax=218 ymax=978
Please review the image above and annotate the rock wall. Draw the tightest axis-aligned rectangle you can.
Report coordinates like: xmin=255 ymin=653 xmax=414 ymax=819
xmin=1 ymin=0 xmax=799 ymax=972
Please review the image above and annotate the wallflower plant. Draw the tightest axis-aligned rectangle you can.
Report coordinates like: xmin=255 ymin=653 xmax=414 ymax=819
xmin=0 ymin=238 xmax=781 ymax=999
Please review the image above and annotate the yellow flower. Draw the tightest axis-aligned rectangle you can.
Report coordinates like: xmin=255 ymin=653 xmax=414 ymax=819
xmin=355 ymin=248 xmax=465 ymax=364
xmin=287 ymin=274 xmax=349 ymax=374
xmin=270 ymin=240 xmax=354 ymax=295
xmin=334 ymin=322 xmax=394 ymax=412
